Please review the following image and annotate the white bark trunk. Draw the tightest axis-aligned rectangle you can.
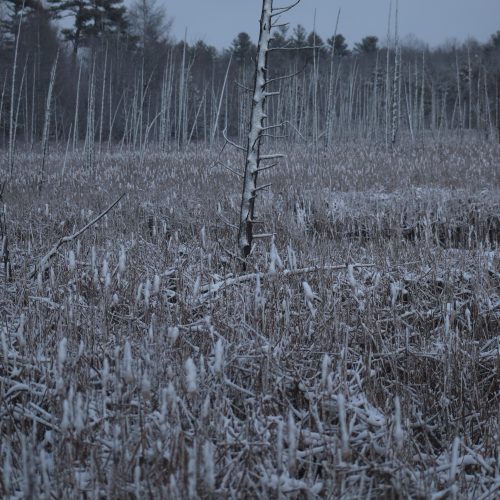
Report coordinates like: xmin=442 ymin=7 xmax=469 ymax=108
xmin=39 ymin=50 xmax=59 ymax=185
xmin=238 ymin=0 xmax=275 ymax=258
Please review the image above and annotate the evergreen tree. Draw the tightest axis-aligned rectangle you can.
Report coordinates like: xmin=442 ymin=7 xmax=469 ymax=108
xmin=354 ymin=36 xmax=379 ymax=55
xmin=231 ymin=32 xmax=255 ymax=66
xmin=1 ymin=0 xmax=39 ymax=42
xmin=292 ymin=24 xmax=307 ymax=48
xmin=49 ymin=0 xmax=129 ymax=53
xmin=327 ymin=33 xmax=349 ymax=57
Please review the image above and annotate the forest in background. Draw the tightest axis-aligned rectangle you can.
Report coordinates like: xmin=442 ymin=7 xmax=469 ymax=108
xmin=0 ymin=0 xmax=499 ymax=161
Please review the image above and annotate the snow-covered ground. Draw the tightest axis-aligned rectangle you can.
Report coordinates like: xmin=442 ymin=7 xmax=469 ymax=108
xmin=1 ymin=141 xmax=500 ymax=498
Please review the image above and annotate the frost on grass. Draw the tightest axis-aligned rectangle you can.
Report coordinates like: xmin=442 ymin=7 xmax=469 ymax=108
xmin=0 ymin=142 xmax=500 ymax=498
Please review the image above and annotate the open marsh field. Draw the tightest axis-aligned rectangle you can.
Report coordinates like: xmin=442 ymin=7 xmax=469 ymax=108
xmin=1 ymin=141 xmax=500 ymax=499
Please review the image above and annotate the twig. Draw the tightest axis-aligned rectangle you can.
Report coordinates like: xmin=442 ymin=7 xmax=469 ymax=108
xmin=28 ymin=193 xmax=125 ymax=279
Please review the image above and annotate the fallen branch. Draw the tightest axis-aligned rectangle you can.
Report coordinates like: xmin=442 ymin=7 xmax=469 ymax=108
xmin=28 ymin=193 xmax=125 ymax=279
xmin=199 ymin=263 xmax=375 ymax=295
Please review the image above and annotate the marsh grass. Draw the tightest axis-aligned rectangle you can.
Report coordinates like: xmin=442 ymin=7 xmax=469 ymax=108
xmin=1 ymin=140 xmax=500 ymax=498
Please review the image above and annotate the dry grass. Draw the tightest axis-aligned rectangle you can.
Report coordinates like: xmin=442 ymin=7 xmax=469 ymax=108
xmin=1 ymin=140 xmax=500 ymax=499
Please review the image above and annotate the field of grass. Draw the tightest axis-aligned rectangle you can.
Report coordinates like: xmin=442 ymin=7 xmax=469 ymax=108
xmin=1 ymin=140 xmax=500 ymax=498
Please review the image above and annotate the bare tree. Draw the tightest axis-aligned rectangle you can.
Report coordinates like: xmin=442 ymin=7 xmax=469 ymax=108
xmin=38 ymin=50 xmax=59 ymax=189
xmin=8 ymin=5 xmax=23 ymax=177
xmin=236 ymin=0 xmax=301 ymax=258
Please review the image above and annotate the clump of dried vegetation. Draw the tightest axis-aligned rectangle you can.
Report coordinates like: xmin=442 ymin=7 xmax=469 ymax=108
xmin=1 ymin=140 xmax=500 ymax=499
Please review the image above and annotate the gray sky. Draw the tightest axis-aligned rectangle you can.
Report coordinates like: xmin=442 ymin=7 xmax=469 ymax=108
xmin=158 ymin=0 xmax=499 ymax=50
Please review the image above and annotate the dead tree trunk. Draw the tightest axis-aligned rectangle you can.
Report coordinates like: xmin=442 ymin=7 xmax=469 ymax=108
xmin=38 ymin=50 xmax=59 ymax=189
xmin=238 ymin=0 xmax=274 ymax=258
xmin=237 ymin=0 xmax=300 ymax=258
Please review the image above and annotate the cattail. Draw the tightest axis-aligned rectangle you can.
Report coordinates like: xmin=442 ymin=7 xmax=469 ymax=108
xmin=347 ymin=264 xmax=356 ymax=289
xmin=144 ymin=280 xmax=150 ymax=308
xmin=136 ymin=283 xmax=143 ymax=305
xmin=4 ymin=440 xmax=11 ymax=493
xmin=327 ymin=373 xmax=333 ymax=394
xmin=288 ymin=242 xmax=297 ymax=271
xmin=390 ymin=283 xmax=397 ymax=308
xmin=167 ymin=382 xmax=177 ymax=413
xmin=124 ymin=341 xmax=133 ymax=384
xmin=93 ymin=269 xmax=99 ymax=287
xmin=321 ymin=354 xmax=331 ymax=388
xmin=69 ymin=250 xmax=76 ymax=271
xmin=153 ymin=274 xmax=161 ymax=294
xmin=160 ymin=388 xmax=168 ymax=431
xmin=17 ymin=313 xmax=26 ymax=349
xmin=102 ymin=259 xmax=108 ymax=279
xmin=134 ymin=465 xmax=141 ymax=499
xmin=169 ymin=326 xmax=179 ymax=344
xmin=75 ymin=393 xmax=85 ymax=435
xmin=200 ymin=354 xmax=206 ymax=384
xmin=45 ymin=204 xmax=49 ymax=217
xmin=169 ymin=474 xmax=178 ymax=497
xmin=272 ymin=242 xmax=283 ymax=268
xmin=394 ymin=396 xmax=403 ymax=452
xmin=269 ymin=249 xmax=277 ymax=278
xmin=50 ymin=267 xmax=55 ymax=287
xmin=105 ymin=273 xmax=111 ymax=293
xmin=255 ymin=274 xmax=262 ymax=313
xmin=202 ymin=394 xmax=210 ymax=419
xmin=119 ymin=245 xmax=126 ymax=273
xmin=277 ymin=420 xmax=283 ymax=475
xmin=288 ymin=410 xmax=297 ymax=474
xmin=142 ymin=370 xmax=151 ymax=400
xmin=76 ymin=239 xmax=81 ymax=257
xmin=61 ymin=399 xmax=71 ymax=434
xmin=102 ymin=358 xmax=109 ymax=393
xmin=185 ymin=358 xmax=197 ymax=396
xmin=214 ymin=339 xmax=223 ymax=376
xmin=91 ymin=246 xmax=96 ymax=273
xmin=302 ymin=281 xmax=314 ymax=302
xmin=203 ymin=441 xmax=215 ymax=492
xmin=188 ymin=440 xmax=197 ymax=499
xmin=37 ymin=272 xmax=43 ymax=292
xmin=302 ymin=281 xmax=320 ymax=303
xmin=113 ymin=424 xmax=121 ymax=453
xmin=1 ymin=331 xmax=8 ymax=364
xmin=112 ymin=293 xmax=119 ymax=306
xmin=449 ymin=436 xmax=460 ymax=485
xmin=465 ymin=308 xmax=471 ymax=331
xmin=193 ymin=276 xmax=201 ymax=296
xmin=373 ymin=272 xmax=381 ymax=291
xmin=58 ymin=337 xmax=68 ymax=372
xmin=338 ymin=394 xmax=349 ymax=459
xmin=201 ymin=226 xmax=206 ymax=249
xmin=78 ymin=341 xmax=85 ymax=358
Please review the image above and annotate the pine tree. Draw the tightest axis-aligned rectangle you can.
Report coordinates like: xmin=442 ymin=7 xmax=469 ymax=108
xmin=49 ymin=0 xmax=129 ymax=53
xmin=231 ymin=32 xmax=256 ymax=67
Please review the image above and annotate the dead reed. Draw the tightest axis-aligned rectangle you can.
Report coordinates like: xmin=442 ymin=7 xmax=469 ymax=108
xmin=1 ymin=140 xmax=500 ymax=498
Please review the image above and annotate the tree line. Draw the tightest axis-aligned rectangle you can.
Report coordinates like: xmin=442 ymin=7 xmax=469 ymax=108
xmin=0 ymin=0 xmax=499 ymax=161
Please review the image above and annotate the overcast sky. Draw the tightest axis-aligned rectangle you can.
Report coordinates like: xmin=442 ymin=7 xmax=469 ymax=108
xmin=156 ymin=0 xmax=499 ymax=51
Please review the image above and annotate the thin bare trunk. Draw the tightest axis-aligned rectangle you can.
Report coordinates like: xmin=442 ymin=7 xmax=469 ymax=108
xmin=9 ymin=7 xmax=24 ymax=177
xmin=39 ymin=50 xmax=59 ymax=188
